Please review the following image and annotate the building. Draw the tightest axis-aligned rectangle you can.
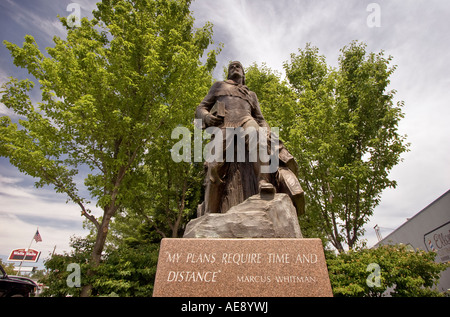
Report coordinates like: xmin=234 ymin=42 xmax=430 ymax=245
xmin=375 ymin=189 xmax=450 ymax=292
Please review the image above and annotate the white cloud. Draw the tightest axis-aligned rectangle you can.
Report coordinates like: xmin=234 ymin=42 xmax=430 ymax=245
xmin=76 ymin=0 xmax=100 ymax=16
xmin=0 ymin=173 xmax=101 ymax=260
xmin=192 ymin=0 xmax=380 ymax=71
xmin=3 ymin=1 xmax=66 ymax=41
xmin=0 ymin=212 xmax=85 ymax=264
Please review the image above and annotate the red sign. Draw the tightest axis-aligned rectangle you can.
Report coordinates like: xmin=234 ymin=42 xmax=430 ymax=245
xmin=8 ymin=248 xmax=41 ymax=262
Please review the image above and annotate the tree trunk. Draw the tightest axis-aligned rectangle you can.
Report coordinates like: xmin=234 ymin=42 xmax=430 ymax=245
xmin=80 ymin=206 xmax=116 ymax=297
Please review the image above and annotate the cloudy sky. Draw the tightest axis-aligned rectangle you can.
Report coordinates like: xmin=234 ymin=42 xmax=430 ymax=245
xmin=1 ymin=0 xmax=449 ymax=266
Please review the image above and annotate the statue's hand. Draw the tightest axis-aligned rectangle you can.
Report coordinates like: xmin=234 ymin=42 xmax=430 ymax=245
xmin=205 ymin=113 xmax=224 ymax=127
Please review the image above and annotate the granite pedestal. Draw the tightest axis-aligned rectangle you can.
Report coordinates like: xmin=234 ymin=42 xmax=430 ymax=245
xmin=153 ymin=238 xmax=333 ymax=297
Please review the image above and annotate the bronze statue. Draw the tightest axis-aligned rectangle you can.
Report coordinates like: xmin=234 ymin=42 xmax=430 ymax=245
xmin=195 ymin=61 xmax=305 ymax=217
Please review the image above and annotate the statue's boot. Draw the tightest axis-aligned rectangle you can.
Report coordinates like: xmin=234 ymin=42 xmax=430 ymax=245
xmin=259 ymin=180 xmax=276 ymax=198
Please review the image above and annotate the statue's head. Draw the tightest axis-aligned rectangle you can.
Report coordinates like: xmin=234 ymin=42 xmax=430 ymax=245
xmin=227 ymin=61 xmax=245 ymax=85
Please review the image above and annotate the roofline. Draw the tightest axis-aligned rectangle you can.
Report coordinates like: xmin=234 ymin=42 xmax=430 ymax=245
xmin=375 ymin=189 xmax=450 ymax=246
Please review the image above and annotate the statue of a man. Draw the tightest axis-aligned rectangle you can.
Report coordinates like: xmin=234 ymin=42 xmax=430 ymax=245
xmin=196 ymin=61 xmax=304 ymax=216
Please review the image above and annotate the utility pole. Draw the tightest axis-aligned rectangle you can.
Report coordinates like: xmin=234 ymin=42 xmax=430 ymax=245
xmin=374 ymin=224 xmax=383 ymax=242
xmin=16 ymin=234 xmax=35 ymax=275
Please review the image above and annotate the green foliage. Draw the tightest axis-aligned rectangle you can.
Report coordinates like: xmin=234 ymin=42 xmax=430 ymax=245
xmin=327 ymin=244 xmax=449 ymax=297
xmin=1 ymin=0 xmax=219 ymax=295
xmin=1 ymin=0 xmax=218 ymax=216
xmin=39 ymin=235 xmax=93 ymax=297
xmin=92 ymin=242 xmax=159 ymax=297
xmin=246 ymin=42 xmax=409 ymax=251
xmin=0 ymin=259 xmax=16 ymax=275
xmin=245 ymin=63 xmax=298 ymax=143
xmin=122 ymin=161 xmax=204 ymax=238
xmin=39 ymin=235 xmax=159 ymax=297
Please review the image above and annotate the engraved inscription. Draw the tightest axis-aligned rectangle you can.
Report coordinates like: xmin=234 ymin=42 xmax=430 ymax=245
xmin=163 ymin=251 xmax=319 ymax=284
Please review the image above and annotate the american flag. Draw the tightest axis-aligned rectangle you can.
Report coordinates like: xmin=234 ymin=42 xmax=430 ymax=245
xmin=33 ymin=229 xmax=42 ymax=243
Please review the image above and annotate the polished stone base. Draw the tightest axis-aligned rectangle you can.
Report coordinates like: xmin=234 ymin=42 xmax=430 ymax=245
xmin=153 ymin=238 xmax=333 ymax=297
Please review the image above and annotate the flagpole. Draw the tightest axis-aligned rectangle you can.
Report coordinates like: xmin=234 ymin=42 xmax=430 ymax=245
xmin=16 ymin=227 xmax=38 ymax=276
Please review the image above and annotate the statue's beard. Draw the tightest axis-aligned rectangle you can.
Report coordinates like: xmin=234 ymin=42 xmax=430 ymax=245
xmin=228 ymin=72 xmax=244 ymax=84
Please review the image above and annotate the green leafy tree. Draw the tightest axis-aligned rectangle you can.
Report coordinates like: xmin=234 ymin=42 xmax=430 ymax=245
xmin=1 ymin=0 xmax=219 ymax=296
xmin=92 ymin=234 xmax=160 ymax=297
xmin=247 ymin=42 xmax=409 ymax=252
xmin=134 ymin=164 xmax=203 ymax=238
xmin=327 ymin=244 xmax=449 ymax=297
xmin=120 ymin=139 xmax=204 ymax=239
xmin=298 ymin=42 xmax=408 ymax=252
